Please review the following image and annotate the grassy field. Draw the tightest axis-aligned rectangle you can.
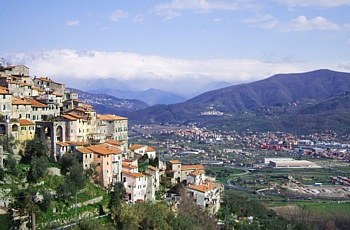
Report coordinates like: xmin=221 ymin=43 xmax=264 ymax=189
xmin=295 ymin=201 xmax=350 ymax=215
xmin=206 ymin=166 xmax=247 ymax=183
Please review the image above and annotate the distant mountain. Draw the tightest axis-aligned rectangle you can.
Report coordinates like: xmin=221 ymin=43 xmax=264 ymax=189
xmin=69 ymin=88 xmax=149 ymax=116
xmin=89 ymin=88 xmax=188 ymax=105
xmin=127 ymin=69 xmax=350 ymax=134
xmin=190 ymin=81 xmax=233 ymax=97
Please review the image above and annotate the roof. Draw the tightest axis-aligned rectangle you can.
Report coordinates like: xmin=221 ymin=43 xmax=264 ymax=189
xmin=19 ymin=119 xmax=35 ymax=126
xmin=129 ymin=144 xmax=144 ymax=151
xmin=105 ymin=140 xmax=123 ymax=146
xmin=56 ymin=142 xmax=70 ymax=147
xmin=122 ymin=162 xmax=138 ymax=169
xmin=36 ymin=77 xmax=63 ymax=85
xmin=189 ymin=170 xmax=205 ymax=176
xmin=76 ymin=147 xmax=93 ymax=154
xmin=12 ymin=97 xmax=31 ymax=105
xmin=182 ymin=164 xmax=205 ymax=171
xmin=122 ymin=171 xmax=145 ymax=178
xmin=66 ymin=113 xmax=84 ymax=119
xmin=31 ymin=99 xmax=47 ymax=108
xmin=65 ymin=141 xmax=89 ymax=146
xmin=0 ymin=86 xmax=9 ymax=95
xmin=147 ymin=165 xmax=159 ymax=171
xmin=98 ymin=114 xmax=127 ymax=121
xmin=87 ymin=144 xmax=121 ymax=155
xmin=61 ymin=114 xmax=78 ymax=121
xmin=147 ymin=146 xmax=155 ymax=151
xmin=169 ymin=160 xmax=181 ymax=164
xmin=187 ymin=183 xmax=217 ymax=193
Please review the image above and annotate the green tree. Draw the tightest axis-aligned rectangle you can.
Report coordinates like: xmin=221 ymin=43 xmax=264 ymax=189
xmin=39 ymin=189 xmax=52 ymax=212
xmin=56 ymin=179 xmax=76 ymax=200
xmin=67 ymin=163 xmax=86 ymax=190
xmin=0 ymin=168 xmax=4 ymax=181
xmin=21 ymin=138 xmax=49 ymax=164
xmin=109 ymin=182 xmax=126 ymax=226
xmin=60 ymin=153 xmax=78 ymax=175
xmin=6 ymin=152 xmax=18 ymax=176
xmin=27 ymin=156 xmax=49 ymax=182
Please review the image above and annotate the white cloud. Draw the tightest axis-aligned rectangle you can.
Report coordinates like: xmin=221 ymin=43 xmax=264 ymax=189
xmin=273 ymin=0 xmax=350 ymax=7
xmin=213 ymin=18 xmax=222 ymax=22
xmin=66 ymin=20 xmax=79 ymax=26
xmin=109 ymin=10 xmax=128 ymax=21
xmin=348 ymin=38 xmax=350 ymax=44
xmin=154 ymin=0 xmax=239 ymax=20
xmin=283 ymin=15 xmax=341 ymax=31
xmin=5 ymin=49 xmax=338 ymax=92
xmin=338 ymin=61 xmax=350 ymax=69
xmin=243 ymin=14 xmax=279 ymax=29
xmin=133 ymin=14 xmax=144 ymax=24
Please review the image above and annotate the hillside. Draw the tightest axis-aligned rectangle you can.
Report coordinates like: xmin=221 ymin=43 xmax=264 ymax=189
xmin=89 ymin=87 xmax=188 ymax=105
xmin=128 ymin=69 xmax=350 ymax=134
xmin=70 ymin=88 xmax=149 ymax=116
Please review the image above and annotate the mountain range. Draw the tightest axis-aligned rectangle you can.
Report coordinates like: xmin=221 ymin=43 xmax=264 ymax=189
xmin=73 ymin=69 xmax=350 ymax=134
xmin=125 ymin=69 xmax=350 ymax=134
xmin=64 ymin=77 xmax=232 ymax=105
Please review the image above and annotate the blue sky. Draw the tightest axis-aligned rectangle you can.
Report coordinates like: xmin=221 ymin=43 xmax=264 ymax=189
xmin=1 ymin=0 xmax=350 ymax=93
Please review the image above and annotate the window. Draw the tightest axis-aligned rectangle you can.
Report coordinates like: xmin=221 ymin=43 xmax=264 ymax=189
xmin=90 ymin=154 xmax=92 ymax=158
xmin=98 ymin=154 xmax=101 ymax=158
xmin=97 ymin=163 xmax=101 ymax=166
xmin=21 ymin=127 xmax=26 ymax=130
xmin=2 ymin=105 xmax=5 ymax=110
xmin=2 ymin=95 xmax=5 ymax=99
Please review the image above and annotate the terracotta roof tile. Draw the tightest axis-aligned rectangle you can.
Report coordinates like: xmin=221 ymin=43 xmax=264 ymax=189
xmin=19 ymin=119 xmax=35 ymax=126
xmin=77 ymin=147 xmax=93 ymax=153
xmin=187 ymin=182 xmax=216 ymax=193
xmin=87 ymin=144 xmax=121 ymax=155
xmin=129 ymin=144 xmax=144 ymax=151
xmin=169 ymin=160 xmax=181 ymax=164
xmin=56 ymin=142 xmax=70 ymax=147
xmin=61 ymin=114 xmax=78 ymax=121
xmin=31 ymin=99 xmax=48 ymax=108
xmin=122 ymin=171 xmax=145 ymax=178
xmin=12 ymin=97 xmax=31 ymax=105
xmin=105 ymin=140 xmax=123 ymax=146
xmin=66 ymin=141 xmax=89 ymax=146
xmin=0 ymin=86 xmax=9 ymax=94
xmin=98 ymin=114 xmax=127 ymax=121
xmin=182 ymin=164 xmax=205 ymax=171
xmin=147 ymin=165 xmax=159 ymax=171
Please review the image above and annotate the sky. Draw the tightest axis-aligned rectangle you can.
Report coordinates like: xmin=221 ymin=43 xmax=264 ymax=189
xmin=1 ymin=0 xmax=350 ymax=94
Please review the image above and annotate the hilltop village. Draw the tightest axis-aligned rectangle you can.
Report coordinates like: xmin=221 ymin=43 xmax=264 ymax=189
xmin=0 ymin=65 xmax=223 ymax=214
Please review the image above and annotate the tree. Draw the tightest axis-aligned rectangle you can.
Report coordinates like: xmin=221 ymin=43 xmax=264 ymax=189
xmin=60 ymin=153 xmax=78 ymax=175
xmin=0 ymin=168 xmax=4 ymax=181
xmin=21 ymin=138 xmax=49 ymax=164
xmin=27 ymin=156 xmax=49 ymax=182
xmin=109 ymin=182 xmax=126 ymax=225
xmin=39 ymin=189 xmax=52 ymax=212
xmin=67 ymin=163 xmax=86 ymax=190
xmin=6 ymin=152 xmax=18 ymax=176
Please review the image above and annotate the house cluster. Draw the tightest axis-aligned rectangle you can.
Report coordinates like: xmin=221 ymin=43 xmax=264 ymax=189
xmin=0 ymin=65 xmax=223 ymax=213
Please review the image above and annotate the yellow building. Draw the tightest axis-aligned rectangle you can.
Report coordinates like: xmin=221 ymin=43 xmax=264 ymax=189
xmin=18 ymin=119 xmax=35 ymax=142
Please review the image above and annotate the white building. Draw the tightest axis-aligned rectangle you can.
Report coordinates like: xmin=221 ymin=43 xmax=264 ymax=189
xmin=122 ymin=171 xmax=147 ymax=203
